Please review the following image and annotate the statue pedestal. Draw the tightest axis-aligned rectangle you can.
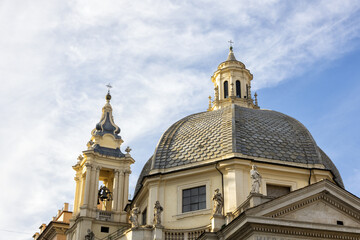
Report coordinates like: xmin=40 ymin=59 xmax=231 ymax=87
xmin=123 ymin=227 xmax=153 ymax=240
xmin=210 ymin=214 xmax=225 ymax=232
xmin=153 ymin=225 xmax=164 ymax=240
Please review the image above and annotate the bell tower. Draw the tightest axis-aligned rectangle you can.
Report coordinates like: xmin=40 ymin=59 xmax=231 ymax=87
xmin=67 ymin=89 xmax=134 ymax=240
xmin=209 ymin=46 xmax=259 ymax=111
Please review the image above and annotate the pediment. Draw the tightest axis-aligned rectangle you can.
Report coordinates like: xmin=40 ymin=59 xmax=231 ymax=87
xmin=267 ymin=193 xmax=360 ymax=227
xmin=247 ymin=180 xmax=360 ymax=227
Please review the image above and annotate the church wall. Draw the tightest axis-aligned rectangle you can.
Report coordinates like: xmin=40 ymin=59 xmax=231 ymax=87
xmin=91 ymin=221 xmax=121 ymax=239
xmin=162 ymin=169 xmax=222 ymax=229
xmin=220 ymin=159 xmax=335 ymax=213
xmin=257 ymin=163 xmax=334 ymax=196
xmin=141 ymin=166 xmax=222 ymax=229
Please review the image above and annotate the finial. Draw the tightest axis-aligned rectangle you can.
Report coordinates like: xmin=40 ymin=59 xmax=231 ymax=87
xmin=125 ymin=146 xmax=132 ymax=154
xmin=226 ymin=41 xmax=237 ymax=61
xmin=106 ymin=83 xmax=112 ymax=101
xmin=228 ymin=40 xmax=234 ymax=51
xmin=208 ymin=96 xmax=212 ymax=111
xmin=254 ymin=92 xmax=258 ymax=106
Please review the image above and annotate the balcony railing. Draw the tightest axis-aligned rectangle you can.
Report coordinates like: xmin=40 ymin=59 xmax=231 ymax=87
xmin=164 ymin=225 xmax=211 ymax=240
xmin=97 ymin=210 xmax=112 ymax=221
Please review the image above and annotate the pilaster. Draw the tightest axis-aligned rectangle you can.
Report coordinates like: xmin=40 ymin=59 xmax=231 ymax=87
xmin=123 ymin=170 xmax=130 ymax=209
xmin=82 ymin=163 xmax=93 ymax=208
xmin=73 ymin=176 xmax=80 ymax=214
xmin=148 ymin=184 xmax=159 ymax=225
xmin=93 ymin=166 xmax=100 ymax=208
xmin=112 ymin=169 xmax=120 ymax=211
xmin=119 ymin=170 xmax=125 ymax=210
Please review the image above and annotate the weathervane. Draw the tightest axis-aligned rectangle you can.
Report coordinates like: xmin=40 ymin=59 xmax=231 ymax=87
xmin=106 ymin=83 xmax=112 ymax=94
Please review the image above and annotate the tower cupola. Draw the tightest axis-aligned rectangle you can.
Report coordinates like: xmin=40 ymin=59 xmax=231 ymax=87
xmin=209 ymin=46 xmax=259 ymax=110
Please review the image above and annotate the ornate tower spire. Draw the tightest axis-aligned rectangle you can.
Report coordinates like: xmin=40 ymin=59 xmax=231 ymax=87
xmin=89 ymin=85 xmax=124 ymax=151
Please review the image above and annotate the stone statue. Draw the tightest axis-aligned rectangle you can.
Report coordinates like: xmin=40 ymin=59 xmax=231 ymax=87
xmin=129 ymin=205 xmax=140 ymax=227
xmin=97 ymin=185 xmax=113 ymax=204
xmin=153 ymin=201 xmax=163 ymax=226
xmin=84 ymin=229 xmax=94 ymax=240
xmin=212 ymin=188 xmax=224 ymax=215
xmin=125 ymin=146 xmax=132 ymax=154
xmin=250 ymin=165 xmax=262 ymax=193
xmin=87 ymin=140 xmax=94 ymax=149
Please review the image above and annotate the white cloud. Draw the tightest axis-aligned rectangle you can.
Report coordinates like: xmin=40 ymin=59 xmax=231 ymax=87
xmin=1 ymin=0 xmax=360 ymax=239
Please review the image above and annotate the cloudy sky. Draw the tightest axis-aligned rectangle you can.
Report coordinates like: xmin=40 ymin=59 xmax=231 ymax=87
xmin=1 ymin=0 xmax=360 ymax=239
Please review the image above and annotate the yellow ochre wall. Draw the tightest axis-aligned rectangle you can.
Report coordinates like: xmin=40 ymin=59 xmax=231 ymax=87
xmin=134 ymin=158 xmax=334 ymax=230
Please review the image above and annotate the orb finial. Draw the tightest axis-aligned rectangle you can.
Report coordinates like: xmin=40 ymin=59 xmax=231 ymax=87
xmin=106 ymin=83 xmax=112 ymax=101
xmin=226 ymin=41 xmax=237 ymax=61
xmin=228 ymin=40 xmax=234 ymax=51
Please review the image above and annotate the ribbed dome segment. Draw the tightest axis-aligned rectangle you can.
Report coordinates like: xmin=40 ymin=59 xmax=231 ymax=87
xmin=147 ymin=105 xmax=343 ymax=187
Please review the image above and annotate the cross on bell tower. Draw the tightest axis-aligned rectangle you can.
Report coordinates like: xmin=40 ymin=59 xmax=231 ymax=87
xmin=228 ymin=40 xmax=234 ymax=49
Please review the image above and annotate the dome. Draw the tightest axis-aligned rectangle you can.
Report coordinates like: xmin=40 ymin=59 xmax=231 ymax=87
xmin=135 ymin=105 xmax=343 ymax=196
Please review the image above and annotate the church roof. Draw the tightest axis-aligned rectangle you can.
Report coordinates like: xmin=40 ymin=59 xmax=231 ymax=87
xmin=134 ymin=105 xmax=343 ymax=196
xmin=92 ymin=92 xmax=122 ymax=140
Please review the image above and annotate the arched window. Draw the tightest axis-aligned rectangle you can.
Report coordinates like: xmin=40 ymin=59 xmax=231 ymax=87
xmin=224 ymin=81 xmax=229 ymax=99
xmin=245 ymin=84 xmax=249 ymax=98
xmin=236 ymin=80 xmax=241 ymax=98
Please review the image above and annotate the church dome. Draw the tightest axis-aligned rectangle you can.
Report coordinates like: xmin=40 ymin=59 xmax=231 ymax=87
xmin=134 ymin=47 xmax=344 ymax=198
xmin=135 ymin=105 xmax=343 ymax=195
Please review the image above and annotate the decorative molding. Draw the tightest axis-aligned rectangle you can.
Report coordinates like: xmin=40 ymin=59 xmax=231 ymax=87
xmin=252 ymin=225 xmax=360 ymax=240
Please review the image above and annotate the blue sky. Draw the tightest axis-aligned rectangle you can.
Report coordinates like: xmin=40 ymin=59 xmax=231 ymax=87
xmin=1 ymin=0 xmax=360 ymax=239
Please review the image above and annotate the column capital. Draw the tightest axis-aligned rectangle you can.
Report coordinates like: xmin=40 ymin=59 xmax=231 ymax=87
xmin=96 ymin=166 xmax=101 ymax=171
xmin=114 ymin=169 xmax=121 ymax=174
xmin=85 ymin=162 xmax=93 ymax=169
